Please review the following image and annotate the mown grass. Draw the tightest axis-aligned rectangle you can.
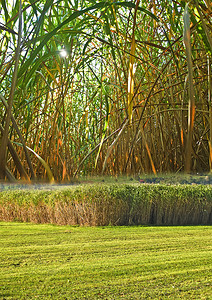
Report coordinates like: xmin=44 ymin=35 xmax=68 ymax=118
xmin=0 ymin=222 xmax=211 ymax=299
xmin=0 ymin=182 xmax=212 ymax=226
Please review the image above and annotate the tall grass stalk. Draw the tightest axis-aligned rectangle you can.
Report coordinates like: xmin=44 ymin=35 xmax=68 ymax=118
xmin=0 ymin=0 xmax=211 ymax=180
xmin=0 ymin=184 xmax=211 ymax=226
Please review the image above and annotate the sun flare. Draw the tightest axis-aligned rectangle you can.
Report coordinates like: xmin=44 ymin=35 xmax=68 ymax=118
xmin=60 ymin=49 xmax=68 ymax=58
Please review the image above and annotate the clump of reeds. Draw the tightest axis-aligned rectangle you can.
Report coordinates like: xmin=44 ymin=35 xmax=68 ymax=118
xmin=0 ymin=184 xmax=211 ymax=226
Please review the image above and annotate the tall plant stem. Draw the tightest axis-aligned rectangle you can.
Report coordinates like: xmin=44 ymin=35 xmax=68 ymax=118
xmin=184 ymin=4 xmax=195 ymax=173
xmin=123 ymin=58 xmax=172 ymax=173
xmin=208 ymin=57 xmax=212 ymax=172
xmin=0 ymin=0 xmax=22 ymax=179
xmin=74 ymin=119 xmax=127 ymax=177
xmin=0 ymin=124 xmax=29 ymax=181
xmin=0 ymin=94 xmax=35 ymax=180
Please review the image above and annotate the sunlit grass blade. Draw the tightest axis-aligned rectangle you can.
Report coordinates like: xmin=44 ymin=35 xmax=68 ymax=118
xmin=25 ymin=146 xmax=55 ymax=183
xmin=193 ymin=0 xmax=212 ymax=54
xmin=183 ymin=3 xmax=195 ymax=173
xmin=128 ymin=34 xmax=136 ymax=123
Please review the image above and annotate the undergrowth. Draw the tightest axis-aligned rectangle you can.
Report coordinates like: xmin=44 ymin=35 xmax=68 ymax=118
xmin=0 ymin=183 xmax=211 ymax=226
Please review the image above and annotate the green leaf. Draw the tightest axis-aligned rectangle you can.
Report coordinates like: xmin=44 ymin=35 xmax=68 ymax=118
xmin=114 ymin=1 xmax=159 ymax=22
xmin=18 ymin=2 xmax=111 ymax=79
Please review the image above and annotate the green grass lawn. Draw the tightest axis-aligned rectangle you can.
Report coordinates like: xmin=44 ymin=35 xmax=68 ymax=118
xmin=0 ymin=223 xmax=211 ymax=299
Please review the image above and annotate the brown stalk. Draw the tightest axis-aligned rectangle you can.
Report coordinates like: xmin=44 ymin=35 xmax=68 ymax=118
xmin=208 ymin=57 xmax=212 ymax=171
xmin=0 ymin=0 xmax=22 ymax=179
xmin=184 ymin=4 xmax=195 ymax=173
xmin=0 ymin=94 xmax=35 ymax=180
xmin=74 ymin=119 xmax=127 ymax=177
xmin=123 ymin=58 xmax=172 ymax=173
xmin=0 ymin=124 xmax=29 ymax=180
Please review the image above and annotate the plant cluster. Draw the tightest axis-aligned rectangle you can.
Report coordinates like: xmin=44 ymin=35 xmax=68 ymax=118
xmin=0 ymin=183 xmax=211 ymax=225
xmin=0 ymin=0 xmax=211 ymax=181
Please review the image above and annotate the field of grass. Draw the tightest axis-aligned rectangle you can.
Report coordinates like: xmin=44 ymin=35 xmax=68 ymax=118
xmin=0 ymin=181 xmax=212 ymax=226
xmin=0 ymin=222 xmax=211 ymax=299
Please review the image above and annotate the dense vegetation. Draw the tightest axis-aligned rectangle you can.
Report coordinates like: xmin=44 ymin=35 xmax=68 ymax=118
xmin=0 ymin=0 xmax=211 ymax=181
xmin=0 ymin=181 xmax=211 ymax=225
xmin=0 ymin=222 xmax=211 ymax=299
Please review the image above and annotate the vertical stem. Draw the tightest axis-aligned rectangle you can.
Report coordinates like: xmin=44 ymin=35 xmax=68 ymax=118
xmin=184 ymin=4 xmax=195 ymax=173
xmin=0 ymin=0 xmax=22 ymax=179
xmin=208 ymin=57 xmax=212 ymax=172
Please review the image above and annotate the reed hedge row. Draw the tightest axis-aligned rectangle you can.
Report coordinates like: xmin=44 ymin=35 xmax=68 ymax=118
xmin=0 ymin=184 xmax=211 ymax=226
